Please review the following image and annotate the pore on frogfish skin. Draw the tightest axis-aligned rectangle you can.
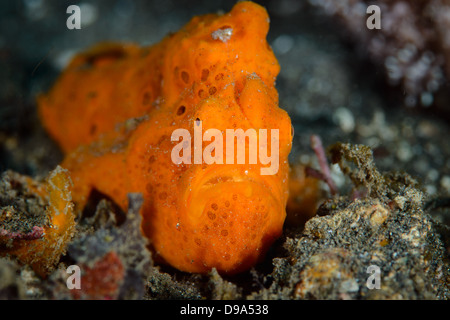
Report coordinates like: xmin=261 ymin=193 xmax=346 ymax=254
xmin=37 ymin=1 xmax=293 ymax=274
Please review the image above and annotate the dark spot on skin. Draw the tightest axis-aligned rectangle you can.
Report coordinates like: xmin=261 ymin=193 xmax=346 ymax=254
xmin=209 ymin=86 xmax=217 ymax=95
xmin=143 ymin=92 xmax=151 ymax=105
xmin=90 ymin=124 xmax=97 ymax=135
xmin=177 ymin=105 xmax=186 ymax=115
xmin=201 ymin=69 xmax=209 ymax=81
xmin=181 ymin=71 xmax=190 ymax=84
xmin=83 ymin=46 xmax=128 ymax=68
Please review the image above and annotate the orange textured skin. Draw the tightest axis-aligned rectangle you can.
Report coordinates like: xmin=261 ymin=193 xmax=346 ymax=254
xmin=38 ymin=2 xmax=293 ymax=274
xmin=0 ymin=167 xmax=76 ymax=276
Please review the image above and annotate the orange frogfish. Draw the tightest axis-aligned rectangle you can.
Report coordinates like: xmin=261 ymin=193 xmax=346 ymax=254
xmin=38 ymin=1 xmax=293 ymax=274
